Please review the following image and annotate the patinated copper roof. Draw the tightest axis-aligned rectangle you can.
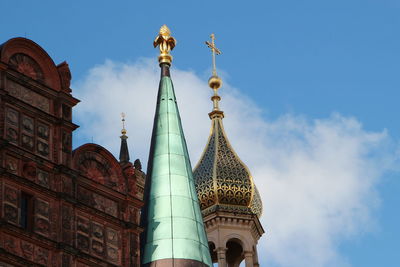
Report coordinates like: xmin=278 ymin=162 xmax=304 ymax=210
xmin=141 ymin=26 xmax=212 ymax=267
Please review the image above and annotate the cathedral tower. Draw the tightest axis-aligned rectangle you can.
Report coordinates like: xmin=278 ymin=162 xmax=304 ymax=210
xmin=193 ymin=34 xmax=265 ymax=267
xmin=141 ymin=25 xmax=212 ymax=267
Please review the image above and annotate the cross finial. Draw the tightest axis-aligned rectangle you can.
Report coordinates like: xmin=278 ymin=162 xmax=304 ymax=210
xmin=205 ymin=33 xmax=221 ymax=77
xmin=205 ymin=33 xmax=224 ymax=119
xmin=121 ymin=112 xmax=127 ymax=135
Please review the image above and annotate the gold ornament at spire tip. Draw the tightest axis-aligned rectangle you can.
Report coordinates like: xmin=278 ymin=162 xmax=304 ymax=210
xmin=121 ymin=112 xmax=127 ymax=135
xmin=205 ymin=33 xmax=221 ymax=77
xmin=154 ymin=25 xmax=176 ymax=65
xmin=206 ymin=33 xmax=223 ymax=118
xmin=205 ymin=33 xmax=222 ymax=90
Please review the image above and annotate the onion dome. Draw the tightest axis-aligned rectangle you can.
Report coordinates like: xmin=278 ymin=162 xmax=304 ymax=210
xmin=193 ymin=34 xmax=262 ymax=218
xmin=193 ymin=114 xmax=263 ymax=217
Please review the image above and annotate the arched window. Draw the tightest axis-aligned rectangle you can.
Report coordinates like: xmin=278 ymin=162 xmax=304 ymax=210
xmin=226 ymin=238 xmax=244 ymax=266
xmin=208 ymin=241 xmax=218 ymax=263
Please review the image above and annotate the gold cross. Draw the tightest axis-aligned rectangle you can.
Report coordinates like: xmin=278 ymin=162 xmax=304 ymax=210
xmin=205 ymin=33 xmax=221 ymax=77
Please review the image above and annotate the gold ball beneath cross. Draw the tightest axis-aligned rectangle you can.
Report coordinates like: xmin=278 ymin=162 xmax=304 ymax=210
xmin=208 ymin=75 xmax=222 ymax=89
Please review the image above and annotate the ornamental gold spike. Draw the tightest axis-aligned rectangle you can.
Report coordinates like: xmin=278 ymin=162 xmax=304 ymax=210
xmin=205 ymin=33 xmax=224 ymax=118
xmin=154 ymin=25 xmax=176 ymax=65
xmin=121 ymin=112 xmax=127 ymax=135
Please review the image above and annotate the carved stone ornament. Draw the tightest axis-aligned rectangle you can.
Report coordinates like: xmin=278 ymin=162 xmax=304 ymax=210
xmin=21 ymin=134 xmax=34 ymax=150
xmin=34 ymin=199 xmax=50 ymax=236
xmin=57 ymin=61 xmax=72 ymax=92
xmin=21 ymin=240 xmax=34 ymax=260
xmin=37 ymin=170 xmax=50 ymax=188
xmin=37 ymin=123 xmax=49 ymax=139
xmin=4 ymin=186 xmax=18 ymax=204
xmin=6 ymin=108 xmax=19 ymax=125
xmin=4 ymin=234 xmax=18 ymax=254
xmin=77 ymin=151 xmax=125 ymax=193
xmin=22 ymin=161 xmax=37 ymax=181
xmin=6 ymin=80 xmax=50 ymax=113
xmin=37 ymin=141 xmax=49 ymax=157
xmin=9 ymin=53 xmax=44 ymax=82
xmin=106 ymin=228 xmax=119 ymax=245
xmin=92 ymin=240 xmax=104 ymax=255
xmin=107 ymin=246 xmax=119 ymax=262
xmin=6 ymin=128 xmax=18 ymax=143
xmin=77 ymin=234 xmax=90 ymax=251
xmin=34 ymin=247 xmax=49 ymax=265
xmin=77 ymin=186 xmax=118 ymax=217
xmin=35 ymin=199 xmax=49 ymax=217
xmin=22 ymin=116 xmax=34 ymax=133
xmin=92 ymin=223 xmax=104 ymax=239
xmin=4 ymin=204 xmax=18 ymax=223
xmin=123 ymin=163 xmax=137 ymax=196
xmin=77 ymin=216 xmax=90 ymax=234
xmin=5 ymin=156 xmax=18 ymax=174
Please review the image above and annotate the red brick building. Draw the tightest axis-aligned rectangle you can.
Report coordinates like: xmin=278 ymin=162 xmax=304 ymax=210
xmin=0 ymin=38 xmax=145 ymax=266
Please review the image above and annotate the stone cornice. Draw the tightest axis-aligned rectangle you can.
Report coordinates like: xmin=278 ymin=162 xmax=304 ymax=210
xmin=204 ymin=211 xmax=265 ymax=240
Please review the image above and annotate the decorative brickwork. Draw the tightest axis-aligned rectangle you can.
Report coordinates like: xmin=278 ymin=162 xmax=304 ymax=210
xmin=0 ymin=37 xmax=145 ymax=267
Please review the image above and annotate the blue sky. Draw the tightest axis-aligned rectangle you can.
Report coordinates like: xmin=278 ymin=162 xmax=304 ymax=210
xmin=1 ymin=1 xmax=399 ymax=266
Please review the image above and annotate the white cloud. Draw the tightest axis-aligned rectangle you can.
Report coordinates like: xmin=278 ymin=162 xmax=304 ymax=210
xmin=73 ymin=59 xmax=395 ymax=267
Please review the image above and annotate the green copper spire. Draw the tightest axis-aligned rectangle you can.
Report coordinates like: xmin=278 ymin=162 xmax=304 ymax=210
xmin=141 ymin=25 xmax=212 ymax=267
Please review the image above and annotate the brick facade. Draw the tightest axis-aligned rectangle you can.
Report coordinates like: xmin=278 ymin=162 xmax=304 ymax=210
xmin=0 ymin=38 xmax=145 ymax=267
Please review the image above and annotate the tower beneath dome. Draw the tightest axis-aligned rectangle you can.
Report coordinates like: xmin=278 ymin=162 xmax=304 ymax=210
xmin=193 ymin=34 xmax=264 ymax=267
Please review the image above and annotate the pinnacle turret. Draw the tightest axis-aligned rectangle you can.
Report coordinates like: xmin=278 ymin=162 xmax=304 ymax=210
xmin=119 ymin=113 xmax=130 ymax=163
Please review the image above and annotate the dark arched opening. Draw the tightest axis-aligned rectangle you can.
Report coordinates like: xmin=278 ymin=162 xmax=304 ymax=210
xmin=226 ymin=238 xmax=244 ymax=267
xmin=208 ymin=241 xmax=218 ymax=263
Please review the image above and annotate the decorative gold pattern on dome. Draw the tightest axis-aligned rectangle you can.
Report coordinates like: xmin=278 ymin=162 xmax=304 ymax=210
xmin=214 ymin=121 xmax=252 ymax=206
xmin=251 ymin=186 xmax=263 ymax=217
xmin=194 ymin=118 xmax=262 ymax=217
xmin=193 ymin=129 xmax=217 ymax=210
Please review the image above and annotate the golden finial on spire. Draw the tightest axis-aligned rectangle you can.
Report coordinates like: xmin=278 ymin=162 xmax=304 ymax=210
xmin=206 ymin=33 xmax=221 ymax=77
xmin=154 ymin=25 xmax=177 ymax=65
xmin=121 ymin=112 xmax=127 ymax=135
xmin=206 ymin=33 xmax=224 ymax=118
xmin=206 ymin=33 xmax=222 ymax=91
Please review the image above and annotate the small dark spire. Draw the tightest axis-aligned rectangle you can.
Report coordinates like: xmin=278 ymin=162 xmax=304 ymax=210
xmin=119 ymin=113 xmax=130 ymax=163
xmin=119 ymin=135 xmax=130 ymax=163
